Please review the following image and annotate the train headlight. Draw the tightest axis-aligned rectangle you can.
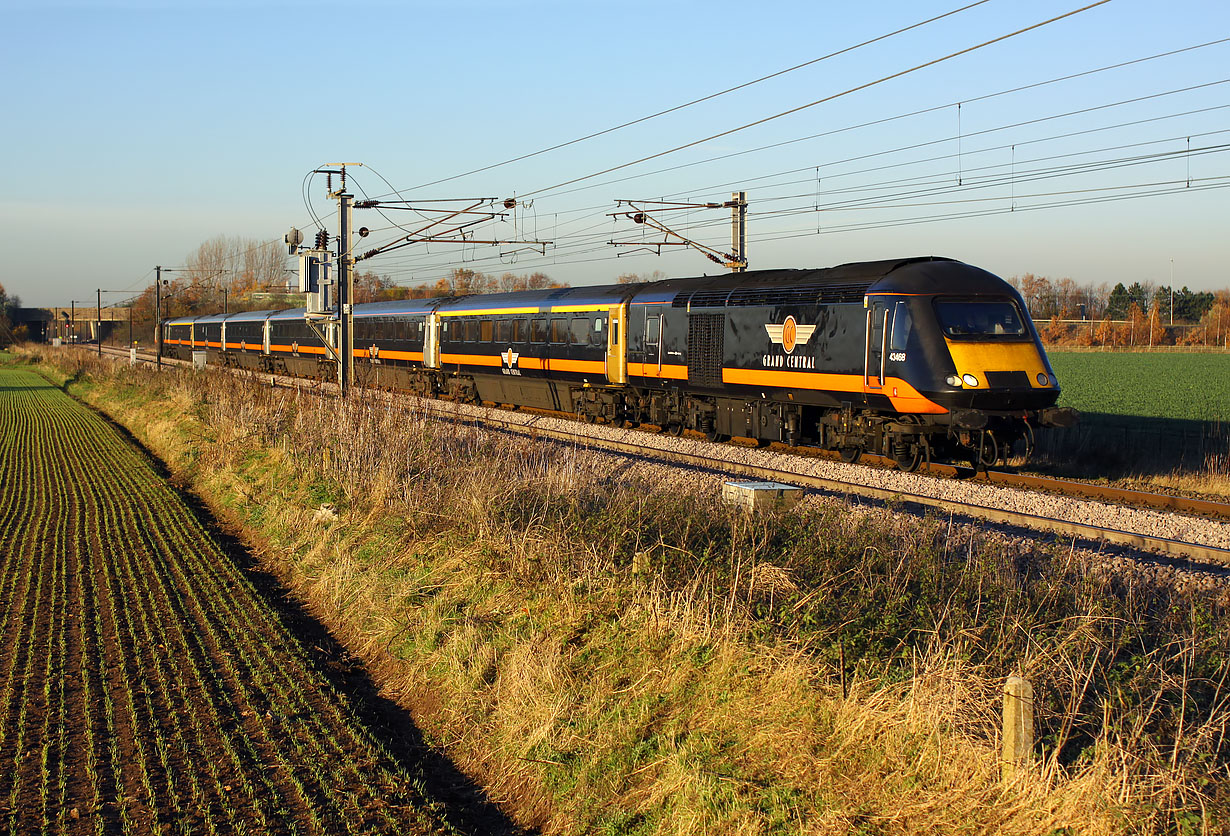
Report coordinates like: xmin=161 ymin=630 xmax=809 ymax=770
xmin=962 ymin=373 xmax=979 ymax=387
xmin=1036 ymin=372 xmax=1049 ymax=386
xmin=945 ymin=374 xmax=962 ymax=387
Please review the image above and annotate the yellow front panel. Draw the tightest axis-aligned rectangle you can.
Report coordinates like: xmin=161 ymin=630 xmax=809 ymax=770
xmin=943 ymin=340 xmax=1051 ymax=389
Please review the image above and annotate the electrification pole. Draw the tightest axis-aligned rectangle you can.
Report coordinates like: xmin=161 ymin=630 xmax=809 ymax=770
xmin=330 ymin=177 xmax=355 ymax=396
xmin=730 ymin=191 xmax=747 ymax=273
xmin=155 ymin=266 xmax=162 ymax=369
xmin=97 ymin=288 xmax=102 ymax=356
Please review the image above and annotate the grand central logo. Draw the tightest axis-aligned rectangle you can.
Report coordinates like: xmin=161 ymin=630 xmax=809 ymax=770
xmin=763 ymin=316 xmax=816 ymax=369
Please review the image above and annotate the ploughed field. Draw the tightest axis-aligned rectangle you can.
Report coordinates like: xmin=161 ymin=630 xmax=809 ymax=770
xmin=0 ymin=367 xmax=450 ymax=834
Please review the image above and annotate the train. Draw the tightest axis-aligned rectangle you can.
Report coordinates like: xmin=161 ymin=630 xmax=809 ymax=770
xmin=160 ymin=256 xmax=1076 ymax=470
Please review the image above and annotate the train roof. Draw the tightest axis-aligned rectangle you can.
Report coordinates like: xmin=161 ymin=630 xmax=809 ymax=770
xmin=191 ymin=312 xmax=230 ymax=325
xmin=877 ymin=258 xmax=1014 ymax=296
xmin=433 ymin=284 xmax=633 ymax=314
xmin=625 ymin=258 xmax=943 ymax=305
xmin=353 ymin=298 xmax=447 ymax=317
xmin=266 ymin=308 xmax=310 ymax=320
xmin=221 ymin=309 xmax=279 ymax=322
xmin=624 ymin=257 xmax=1012 ymax=307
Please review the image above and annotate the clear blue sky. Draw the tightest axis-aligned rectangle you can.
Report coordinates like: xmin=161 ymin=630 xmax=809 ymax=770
xmin=2 ymin=0 xmax=1227 ymax=307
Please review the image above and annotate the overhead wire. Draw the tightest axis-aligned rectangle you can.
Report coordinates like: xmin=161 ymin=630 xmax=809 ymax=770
xmin=366 ymin=36 xmax=1223 ymax=277
xmin=354 ymin=8 xmax=1230 ymax=289
xmin=384 ymin=0 xmax=998 ymax=194
xmin=374 ymin=107 xmax=1227 ymax=278
xmin=517 ymin=0 xmax=1114 ymax=199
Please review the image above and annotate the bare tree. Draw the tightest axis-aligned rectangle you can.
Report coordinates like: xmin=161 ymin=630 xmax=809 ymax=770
xmin=616 ymin=270 xmax=666 ymax=284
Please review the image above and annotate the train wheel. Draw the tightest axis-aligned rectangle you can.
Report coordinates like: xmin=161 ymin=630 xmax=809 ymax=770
xmin=706 ymin=431 xmax=731 ymax=443
xmin=894 ymin=441 xmax=926 ymax=473
xmin=839 ymin=446 xmax=862 ymax=464
xmin=665 ymin=423 xmax=683 ymax=437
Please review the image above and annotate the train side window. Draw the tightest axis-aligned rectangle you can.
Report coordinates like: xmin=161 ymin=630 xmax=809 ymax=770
xmin=646 ymin=314 xmax=661 ymax=345
xmin=570 ymin=317 xmax=588 ymax=345
xmin=480 ymin=319 xmax=494 ymax=342
xmin=512 ymin=319 xmax=527 ymax=343
xmin=591 ymin=317 xmax=604 ymax=346
xmin=531 ymin=318 xmax=547 ymax=343
xmin=550 ymin=319 xmax=569 ymax=344
xmin=464 ymin=319 xmax=478 ymax=342
xmin=890 ymin=302 xmax=911 ymax=351
xmin=496 ymin=319 xmax=511 ymax=343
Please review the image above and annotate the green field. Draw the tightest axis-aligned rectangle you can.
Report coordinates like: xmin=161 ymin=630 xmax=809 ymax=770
xmin=0 ymin=365 xmax=453 ymax=834
xmin=1048 ymin=351 xmax=1230 ymax=423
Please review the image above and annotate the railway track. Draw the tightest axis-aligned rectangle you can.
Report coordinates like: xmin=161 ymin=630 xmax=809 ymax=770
xmin=84 ymin=344 xmax=1230 ymax=567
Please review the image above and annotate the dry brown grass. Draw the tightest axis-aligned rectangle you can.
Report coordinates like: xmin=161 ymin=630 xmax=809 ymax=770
xmin=23 ymin=344 xmax=1229 ymax=835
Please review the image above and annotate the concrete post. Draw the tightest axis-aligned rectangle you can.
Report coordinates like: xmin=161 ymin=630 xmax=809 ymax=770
xmin=1001 ymin=675 xmax=1034 ymax=781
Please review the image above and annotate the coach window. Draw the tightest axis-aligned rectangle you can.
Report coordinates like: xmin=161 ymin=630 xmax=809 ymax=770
xmin=513 ymin=319 xmax=527 ymax=343
xmin=646 ymin=314 xmax=661 ymax=346
xmin=464 ymin=320 xmax=478 ymax=342
xmin=480 ymin=319 xmax=494 ymax=342
xmin=550 ymin=319 xmax=568 ymax=344
xmin=591 ymin=317 xmax=604 ymax=346
xmin=890 ymin=302 xmax=912 ymax=351
xmin=531 ymin=318 xmax=548 ymax=343
xmin=570 ymin=317 xmax=588 ymax=345
xmin=496 ymin=319 xmax=511 ymax=343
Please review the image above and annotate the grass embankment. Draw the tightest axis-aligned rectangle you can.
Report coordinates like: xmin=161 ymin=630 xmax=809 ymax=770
xmin=25 ymin=347 xmax=1230 ymax=835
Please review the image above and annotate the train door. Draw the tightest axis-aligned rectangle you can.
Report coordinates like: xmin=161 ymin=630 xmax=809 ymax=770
xmin=864 ymin=297 xmax=891 ymax=393
xmin=606 ymin=304 xmax=627 ymax=384
xmin=424 ymin=312 xmax=441 ymax=368
xmin=643 ymin=309 xmax=663 ymax=378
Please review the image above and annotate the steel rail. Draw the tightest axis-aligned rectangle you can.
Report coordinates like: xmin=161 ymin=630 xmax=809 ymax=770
xmin=86 ymin=343 xmax=1230 ymax=565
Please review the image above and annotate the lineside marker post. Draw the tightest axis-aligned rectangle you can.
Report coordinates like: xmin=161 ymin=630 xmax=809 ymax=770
xmin=1001 ymin=675 xmax=1034 ymax=782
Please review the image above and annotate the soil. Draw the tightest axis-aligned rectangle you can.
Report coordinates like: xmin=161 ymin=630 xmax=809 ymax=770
xmin=0 ymin=368 xmax=528 ymax=835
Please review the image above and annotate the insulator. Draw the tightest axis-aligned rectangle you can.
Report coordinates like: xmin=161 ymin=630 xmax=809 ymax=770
xmin=632 ymin=213 xmax=645 ymax=224
xmin=503 ymin=198 xmax=516 ymax=209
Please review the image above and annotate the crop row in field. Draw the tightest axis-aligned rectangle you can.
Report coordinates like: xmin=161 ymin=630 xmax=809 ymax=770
xmin=1048 ymin=350 xmax=1230 ymax=422
xmin=0 ymin=366 xmax=457 ymax=834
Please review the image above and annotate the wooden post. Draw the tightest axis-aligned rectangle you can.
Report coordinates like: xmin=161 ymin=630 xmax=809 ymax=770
xmin=1001 ymin=675 xmax=1034 ymax=781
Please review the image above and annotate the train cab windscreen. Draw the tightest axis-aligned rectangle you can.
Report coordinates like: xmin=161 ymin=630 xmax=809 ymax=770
xmin=934 ymin=300 xmax=1026 ymax=339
